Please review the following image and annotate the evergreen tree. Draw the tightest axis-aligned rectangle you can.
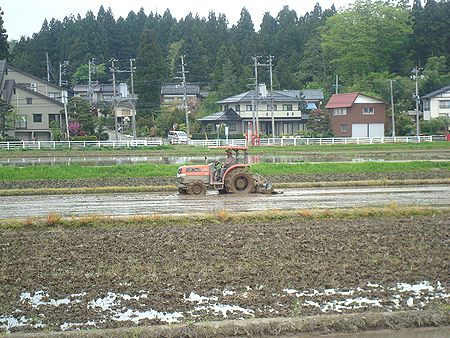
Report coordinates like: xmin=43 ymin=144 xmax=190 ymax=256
xmin=0 ymin=98 xmax=14 ymax=138
xmin=66 ymin=97 xmax=97 ymax=135
xmin=0 ymin=7 xmax=8 ymax=60
xmin=135 ymin=28 xmax=166 ymax=116
xmin=231 ymin=8 xmax=257 ymax=63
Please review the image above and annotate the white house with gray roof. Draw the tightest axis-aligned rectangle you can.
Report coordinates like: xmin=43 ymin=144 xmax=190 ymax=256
xmin=210 ymin=88 xmax=323 ymax=136
xmin=421 ymin=85 xmax=450 ymax=120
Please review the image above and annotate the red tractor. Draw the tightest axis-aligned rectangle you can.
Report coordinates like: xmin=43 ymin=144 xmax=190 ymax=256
xmin=176 ymin=146 xmax=273 ymax=195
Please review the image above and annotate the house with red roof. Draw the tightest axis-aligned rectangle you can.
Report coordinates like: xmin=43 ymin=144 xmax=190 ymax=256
xmin=325 ymin=93 xmax=386 ymax=137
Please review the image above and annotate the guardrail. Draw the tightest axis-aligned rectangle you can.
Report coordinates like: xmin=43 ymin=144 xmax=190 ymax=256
xmin=0 ymin=135 xmax=436 ymax=150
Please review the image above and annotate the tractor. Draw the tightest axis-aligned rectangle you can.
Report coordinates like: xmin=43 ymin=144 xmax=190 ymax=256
xmin=176 ymin=146 xmax=274 ymax=195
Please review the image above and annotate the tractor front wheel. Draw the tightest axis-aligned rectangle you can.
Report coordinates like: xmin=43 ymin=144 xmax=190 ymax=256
xmin=226 ymin=173 xmax=255 ymax=194
xmin=187 ymin=182 xmax=207 ymax=195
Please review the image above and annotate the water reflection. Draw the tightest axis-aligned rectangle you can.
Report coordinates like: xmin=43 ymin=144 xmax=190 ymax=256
xmin=0 ymin=154 xmax=390 ymax=167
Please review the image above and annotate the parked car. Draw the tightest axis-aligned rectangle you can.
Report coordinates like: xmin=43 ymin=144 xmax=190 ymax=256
xmin=168 ymin=130 xmax=189 ymax=144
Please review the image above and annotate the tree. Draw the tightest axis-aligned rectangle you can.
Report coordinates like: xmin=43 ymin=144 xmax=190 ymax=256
xmin=304 ymin=110 xmax=333 ymax=137
xmin=412 ymin=0 xmax=450 ymax=66
xmin=66 ymin=97 xmax=97 ymax=135
xmin=0 ymin=98 xmax=14 ymax=139
xmin=0 ymin=7 xmax=9 ymax=60
xmin=217 ymin=59 xmax=239 ymax=99
xmin=421 ymin=56 xmax=450 ymax=95
xmin=420 ymin=116 xmax=450 ymax=135
xmin=71 ymin=63 xmax=108 ymax=85
xmin=395 ymin=112 xmax=415 ymax=136
xmin=135 ymin=28 xmax=166 ymax=116
xmin=321 ymin=0 xmax=412 ymax=83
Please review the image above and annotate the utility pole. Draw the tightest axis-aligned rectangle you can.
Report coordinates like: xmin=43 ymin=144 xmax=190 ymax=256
xmin=335 ymin=75 xmax=339 ymax=94
xmin=129 ymin=58 xmax=137 ymax=140
xmin=59 ymin=61 xmax=70 ymax=141
xmin=390 ymin=80 xmax=395 ymax=138
xmin=252 ymin=55 xmax=260 ymax=140
xmin=269 ymin=55 xmax=275 ymax=142
xmin=88 ymin=58 xmax=96 ymax=104
xmin=110 ymin=58 xmax=118 ymax=141
xmin=411 ymin=66 xmax=423 ymax=139
xmin=176 ymin=55 xmax=190 ymax=139
xmin=46 ymin=53 xmax=51 ymax=82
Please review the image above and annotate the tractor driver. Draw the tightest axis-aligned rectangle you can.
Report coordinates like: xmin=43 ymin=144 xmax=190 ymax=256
xmin=217 ymin=149 xmax=236 ymax=181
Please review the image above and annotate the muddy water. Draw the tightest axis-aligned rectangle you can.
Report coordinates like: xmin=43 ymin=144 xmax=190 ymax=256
xmin=1 ymin=151 xmax=450 ymax=166
xmin=1 ymin=185 xmax=449 ymax=219
xmin=297 ymin=327 xmax=450 ymax=338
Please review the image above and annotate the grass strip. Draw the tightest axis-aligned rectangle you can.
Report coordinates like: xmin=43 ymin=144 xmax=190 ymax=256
xmin=251 ymin=161 xmax=450 ymax=175
xmin=0 ymin=161 xmax=449 ymax=181
xmin=1 ymin=178 xmax=449 ymax=196
xmin=23 ymin=310 xmax=450 ymax=338
xmin=1 ymin=206 xmax=449 ymax=230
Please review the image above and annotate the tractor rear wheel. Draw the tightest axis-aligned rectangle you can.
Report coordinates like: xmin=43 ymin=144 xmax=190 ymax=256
xmin=226 ymin=172 xmax=255 ymax=194
xmin=187 ymin=182 xmax=207 ymax=195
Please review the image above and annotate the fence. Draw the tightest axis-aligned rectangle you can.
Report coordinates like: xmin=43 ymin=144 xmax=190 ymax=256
xmin=0 ymin=135 xmax=435 ymax=150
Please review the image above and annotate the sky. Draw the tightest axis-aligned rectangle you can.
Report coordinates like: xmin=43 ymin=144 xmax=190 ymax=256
xmin=2 ymin=0 xmax=354 ymax=41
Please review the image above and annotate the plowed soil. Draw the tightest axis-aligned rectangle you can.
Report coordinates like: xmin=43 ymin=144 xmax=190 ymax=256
xmin=1 ymin=213 xmax=449 ymax=335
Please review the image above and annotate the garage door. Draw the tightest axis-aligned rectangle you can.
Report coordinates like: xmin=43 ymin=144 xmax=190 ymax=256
xmin=352 ymin=124 xmax=384 ymax=137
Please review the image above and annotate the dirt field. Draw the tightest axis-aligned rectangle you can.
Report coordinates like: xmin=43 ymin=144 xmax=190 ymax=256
xmin=1 ymin=212 xmax=449 ymax=335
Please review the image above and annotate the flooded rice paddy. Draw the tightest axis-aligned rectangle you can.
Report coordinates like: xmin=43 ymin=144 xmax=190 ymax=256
xmin=1 ymin=185 xmax=449 ymax=219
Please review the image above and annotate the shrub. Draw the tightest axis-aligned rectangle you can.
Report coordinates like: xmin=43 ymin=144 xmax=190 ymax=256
xmin=73 ymin=135 xmax=98 ymax=141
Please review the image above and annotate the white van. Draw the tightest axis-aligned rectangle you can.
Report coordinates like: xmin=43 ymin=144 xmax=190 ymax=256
xmin=168 ymin=130 xmax=189 ymax=144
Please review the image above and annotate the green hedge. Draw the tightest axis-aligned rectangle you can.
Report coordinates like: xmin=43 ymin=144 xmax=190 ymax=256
xmin=191 ymin=133 xmax=244 ymax=140
xmin=72 ymin=136 xmax=98 ymax=141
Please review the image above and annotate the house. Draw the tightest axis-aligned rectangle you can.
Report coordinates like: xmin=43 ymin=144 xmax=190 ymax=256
xmin=0 ymin=60 xmax=67 ymax=141
xmin=208 ymin=88 xmax=323 ymax=136
xmin=325 ymin=93 xmax=386 ymax=137
xmin=421 ymin=85 xmax=450 ymax=120
xmin=72 ymin=82 xmax=129 ymax=103
xmin=160 ymin=83 xmax=203 ymax=110
xmin=197 ymin=108 xmax=243 ymax=135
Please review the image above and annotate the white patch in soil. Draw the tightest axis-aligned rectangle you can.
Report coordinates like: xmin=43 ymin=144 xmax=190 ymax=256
xmin=60 ymin=320 xmax=97 ymax=331
xmin=284 ymin=281 xmax=448 ymax=313
xmin=88 ymin=292 xmax=182 ymax=324
xmin=0 ymin=315 xmax=44 ymax=333
xmin=193 ymin=304 xmax=254 ymax=318
xmin=184 ymin=292 xmax=218 ymax=303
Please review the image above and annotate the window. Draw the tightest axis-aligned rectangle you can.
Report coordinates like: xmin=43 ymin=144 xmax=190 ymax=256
xmin=26 ymin=97 xmax=33 ymax=104
xmin=439 ymin=100 xmax=450 ymax=109
xmin=341 ymin=124 xmax=348 ymax=132
xmin=363 ymin=107 xmax=375 ymax=115
xmin=33 ymin=114 xmax=42 ymax=123
xmin=283 ymin=104 xmax=293 ymax=111
xmin=48 ymin=92 xmax=60 ymax=100
xmin=332 ymin=108 xmax=347 ymax=116
xmin=267 ymin=104 xmax=277 ymax=111
xmin=49 ymin=114 xmax=60 ymax=125
xmin=246 ymin=104 xmax=253 ymax=111
xmin=15 ymin=115 xmax=27 ymax=129
xmin=235 ymin=105 xmax=240 ymax=112
xmin=423 ymin=100 xmax=430 ymax=110
xmin=228 ymin=123 xmax=236 ymax=131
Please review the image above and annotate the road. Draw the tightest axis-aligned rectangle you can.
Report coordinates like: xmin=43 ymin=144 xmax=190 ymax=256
xmin=1 ymin=185 xmax=449 ymax=219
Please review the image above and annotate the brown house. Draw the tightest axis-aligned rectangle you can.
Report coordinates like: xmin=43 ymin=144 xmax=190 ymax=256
xmin=325 ymin=93 xmax=386 ymax=137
